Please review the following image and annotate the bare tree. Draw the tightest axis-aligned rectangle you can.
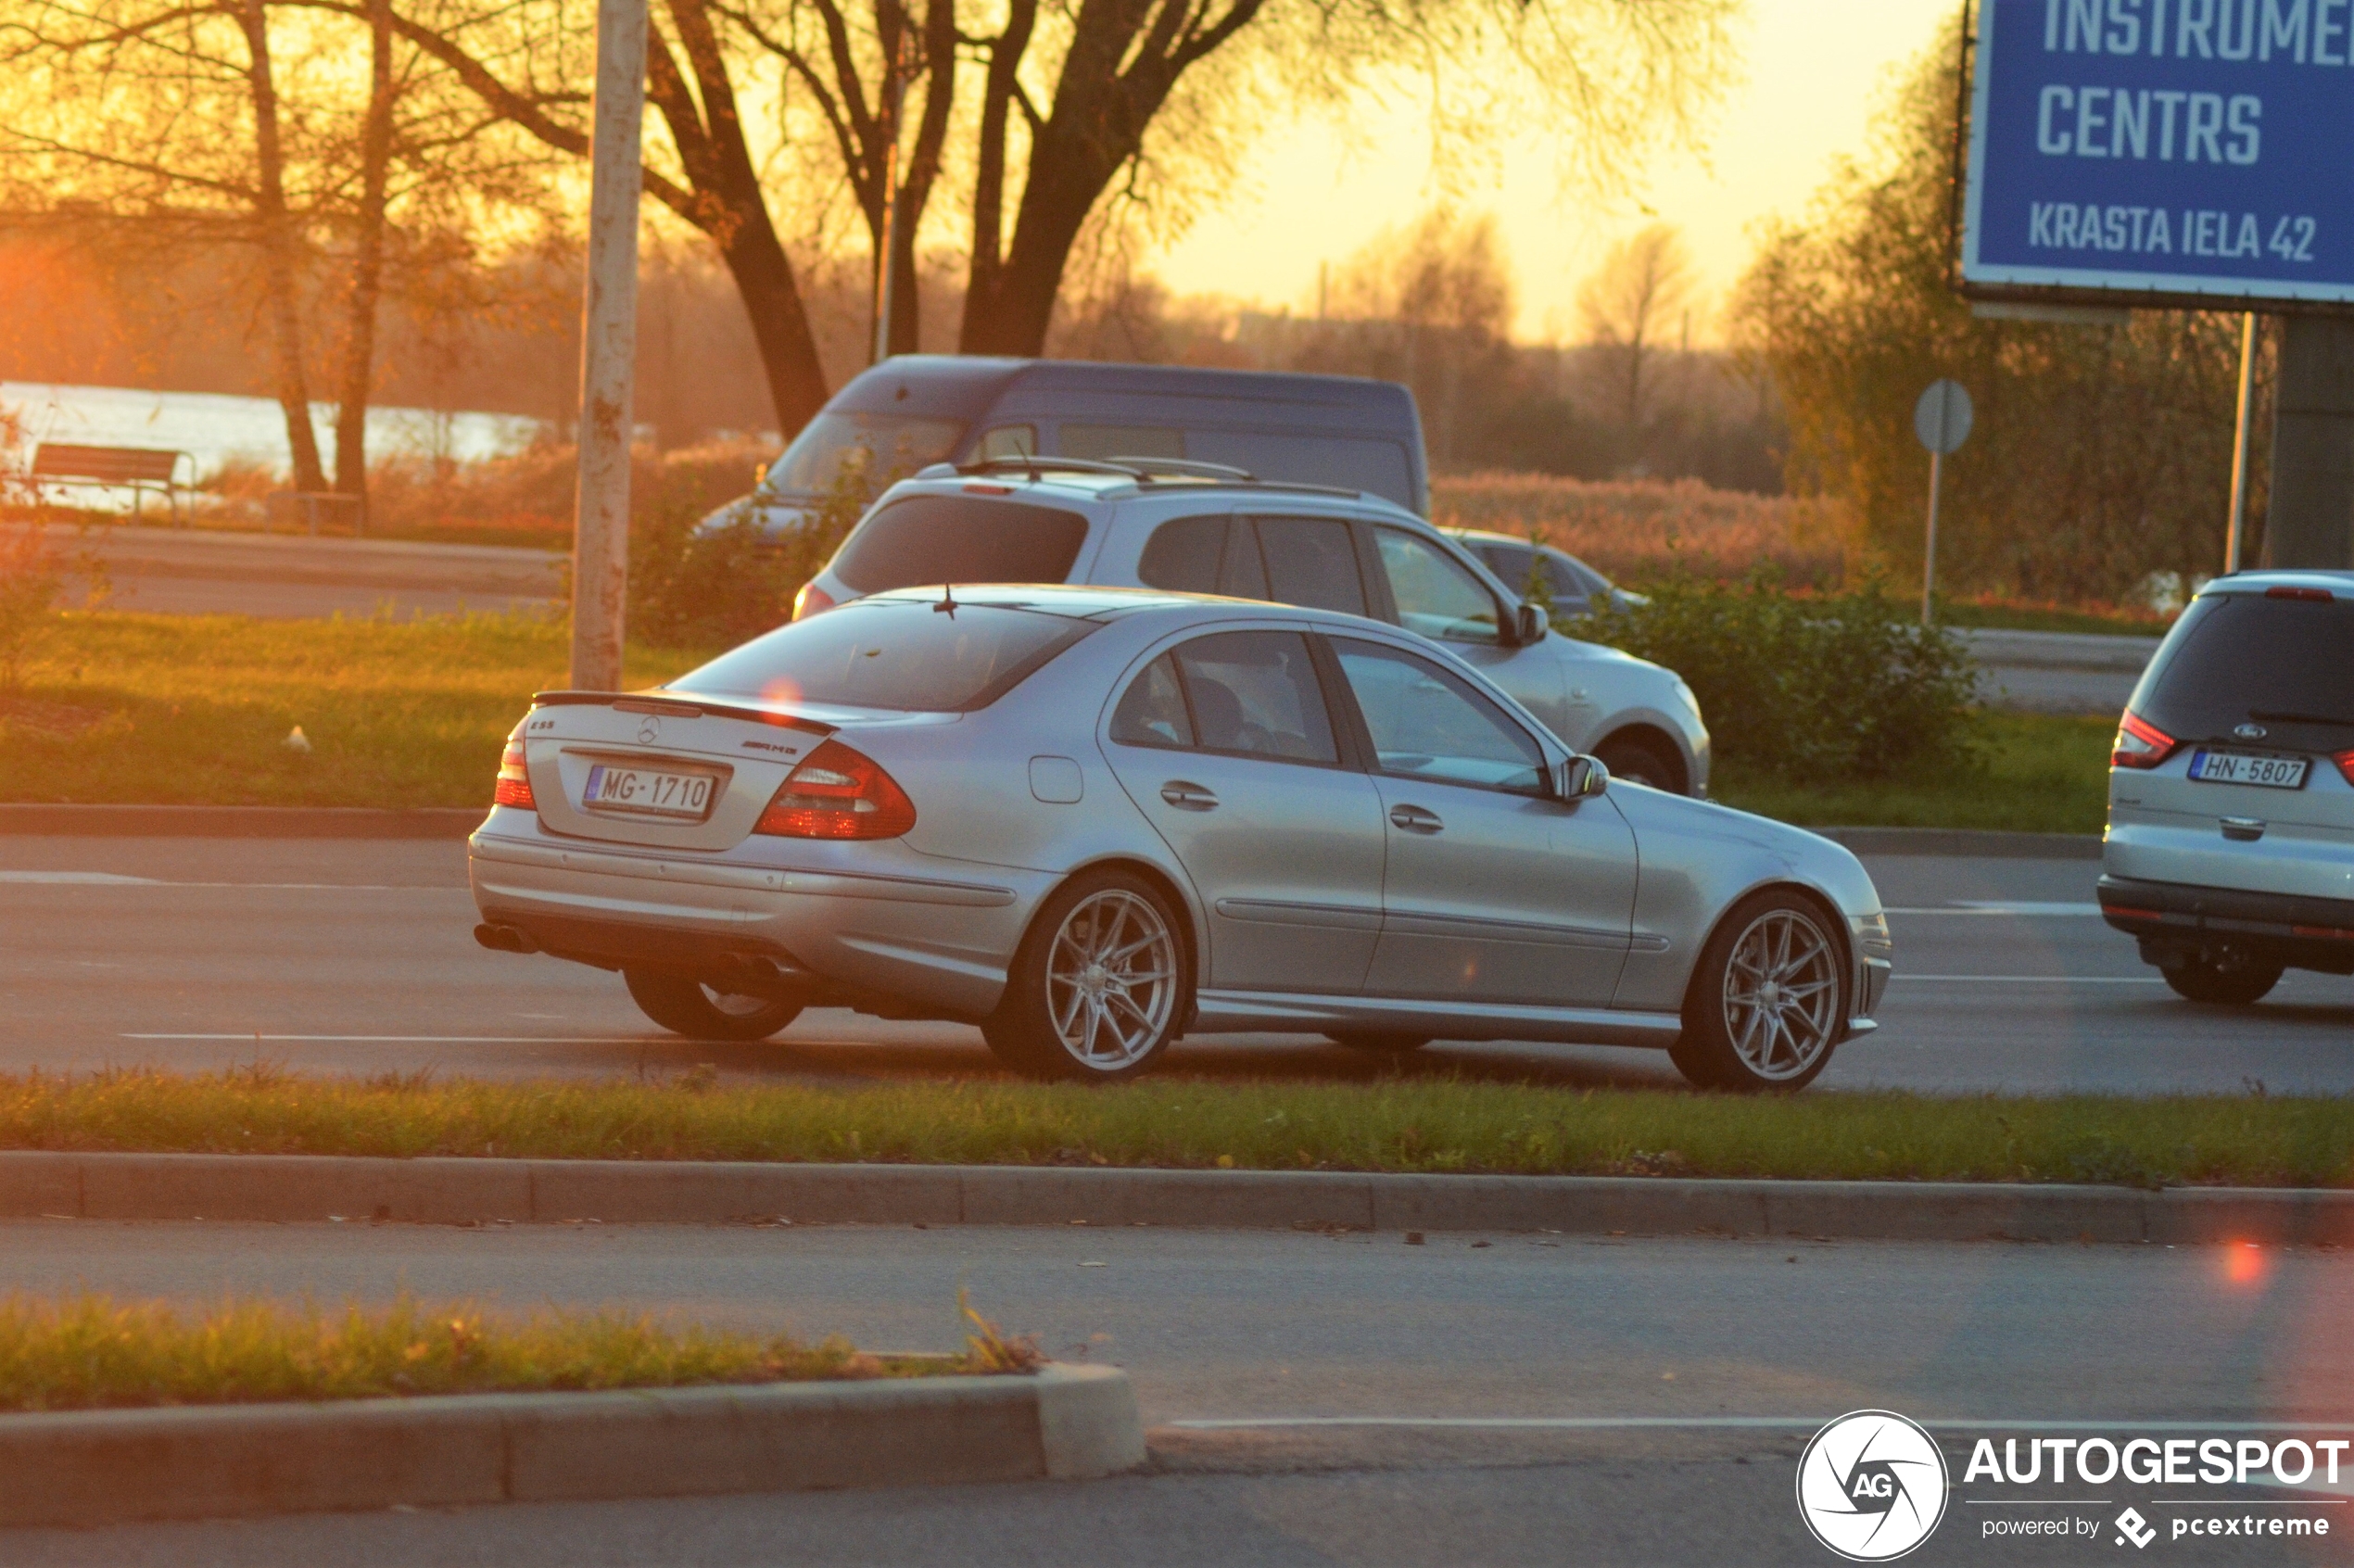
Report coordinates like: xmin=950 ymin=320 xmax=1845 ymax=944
xmin=1576 ymin=221 xmax=1698 ymax=435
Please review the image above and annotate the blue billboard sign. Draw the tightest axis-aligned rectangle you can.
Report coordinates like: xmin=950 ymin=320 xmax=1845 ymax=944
xmin=1963 ymin=0 xmax=2354 ymax=307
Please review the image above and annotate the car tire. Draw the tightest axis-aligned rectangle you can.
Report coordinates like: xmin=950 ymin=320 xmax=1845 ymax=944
xmin=1593 ymin=734 xmax=1682 ymax=794
xmin=1670 ymin=891 xmax=1845 ymax=1093
xmin=624 ymin=969 xmax=804 ymax=1042
xmin=1325 ymin=1031 xmax=1431 ymax=1055
xmin=2159 ymin=954 xmax=2284 ymax=1006
xmin=983 ymin=869 xmax=1191 ymax=1082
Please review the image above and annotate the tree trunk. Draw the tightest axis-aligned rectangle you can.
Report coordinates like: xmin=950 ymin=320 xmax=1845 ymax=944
xmin=241 ymin=0 xmax=327 ymax=494
xmin=958 ymin=0 xmax=1038 ymax=352
xmin=334 ymin=0 xmax=395 ymax=504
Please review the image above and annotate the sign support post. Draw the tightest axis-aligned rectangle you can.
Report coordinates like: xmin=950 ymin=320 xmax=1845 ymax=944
xmin=2223 ymin=313 xmax=2257 ymax=575
xmin=1913 ymin=379 xmax=1974 ymax=626
xmin=568 ymin=0 xmax=648 ymax=692
xmin=2264 ymin=316 xmax=2354 ymax=571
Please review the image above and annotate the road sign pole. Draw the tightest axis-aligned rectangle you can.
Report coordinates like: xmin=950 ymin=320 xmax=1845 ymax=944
xmin=1922 ymin=449 xmax=1943 ymax=626
xmin=2223 ymin=312 xmax=2257 ymax=575
xmin=568 ymin=0 xmax=648 ymax=692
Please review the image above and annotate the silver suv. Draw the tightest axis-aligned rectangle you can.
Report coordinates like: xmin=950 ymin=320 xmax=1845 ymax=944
xmin=794 ymin=459 xmax=1711 ymax=794
xmin=2100 ymin=570 xmax=2354 ymax=1004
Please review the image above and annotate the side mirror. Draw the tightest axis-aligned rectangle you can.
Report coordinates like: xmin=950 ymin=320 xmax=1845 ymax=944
xmin=751 ymin=465 xmax=773 ymax=495
xmin=1555 ymin=756 xmax=1610 ymax=800
xmin=1512 ymin=601 xmax=1548 ymax=645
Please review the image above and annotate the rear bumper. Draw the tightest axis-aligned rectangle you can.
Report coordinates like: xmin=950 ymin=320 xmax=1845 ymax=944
xmin=2097 ymin=875 xmax=2354 ymax=976
xmin=468 ymin=827 xmax=1052 ymax=1018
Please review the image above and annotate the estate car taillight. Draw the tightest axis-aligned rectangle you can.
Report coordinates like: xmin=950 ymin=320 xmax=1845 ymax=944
xmin=494 ymin=736 xmax=536 ymax=809
xmin=2110 ymin=711 xmax=2176 ymax=769
xmin=791 ymin=582 xmax=836 ymax=621
xmin=754 ymin=740 xmax=916 ymax=840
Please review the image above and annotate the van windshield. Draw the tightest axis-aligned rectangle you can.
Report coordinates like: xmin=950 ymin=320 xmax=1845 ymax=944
xmin=671 ymin=599 xmax=1093 ymax=713
xmin=2135 ymin=592 xmax=2354 ymax=742
xmin=765 ymin=412 xmax=964 ymax=497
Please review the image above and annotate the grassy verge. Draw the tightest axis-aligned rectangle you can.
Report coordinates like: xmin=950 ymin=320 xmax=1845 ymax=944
xmin=1938 ymin=599 xmax=2175 ymax=639
xmin=5 ymin=1069 xmax=2348 ymax=1189
xmin=1712 ymin=714 xmax=2111 ymax=835
xmin=0 ymin=612 xmax=717 ymax=807
xmin=0 ymin=1290 xmax=1035 ymax=1412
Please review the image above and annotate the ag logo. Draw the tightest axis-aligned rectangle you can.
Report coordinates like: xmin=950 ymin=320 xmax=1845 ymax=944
xmin=1796 ymin=1410 xmax=1949 ymax=1561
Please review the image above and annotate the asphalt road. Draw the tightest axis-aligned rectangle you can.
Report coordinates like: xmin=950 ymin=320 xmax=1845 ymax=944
xmin=1 ymin=838 xmax=2348 ymax=1094
xmin=0 ymin=1221 xmax=2344 ymax=1566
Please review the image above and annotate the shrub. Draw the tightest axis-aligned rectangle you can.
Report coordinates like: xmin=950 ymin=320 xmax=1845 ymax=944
xmin=1432 ymin=472 xmax=1859 ymax=590
xmin=627 ymin=463 xmax=870 ymax=651
xmin=1573 ymin=573 xmax=1980 ymax=782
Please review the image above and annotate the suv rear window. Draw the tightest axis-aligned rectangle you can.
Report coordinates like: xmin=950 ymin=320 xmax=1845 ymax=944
xmin=831 ymin=495 xmax=1091 ymax=595
xmin=673 ymin=600 xmax=1093 ymax=712
xmin=2136 ymin=591 xmax=2354 ymax=744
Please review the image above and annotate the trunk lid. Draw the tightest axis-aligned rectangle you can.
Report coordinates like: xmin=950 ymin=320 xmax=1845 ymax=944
xmin=515 ymin=693 xmax=834 ymax=851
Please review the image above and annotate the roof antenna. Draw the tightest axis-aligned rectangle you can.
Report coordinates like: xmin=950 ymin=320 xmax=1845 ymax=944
xmin=934 ymin=582 xmax=958 ymax=617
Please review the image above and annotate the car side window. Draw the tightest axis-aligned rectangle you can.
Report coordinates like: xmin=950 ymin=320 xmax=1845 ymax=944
xmin=1108 ymin=653 xmax=1195 ymax=749
xmin=1251 ymin=516 xmax=1366 ymax=616
xmin=1137 ymin=515 xmax=1229 ymax=595
xmin=1172 ymin=631 xmax=1339 ymax=764
xmin=1330 ymin=638 xmax=1546 ymax=793
xmin=1539 ymin=556 xmax=1591 ymax=613
xmin=1374 ymin=528 xmax=1502 ymax=645
xmin=976 ymin=425 xmax=1035 ymax=460
xmin=1063 ymin=424 xmax=1183 ymax=461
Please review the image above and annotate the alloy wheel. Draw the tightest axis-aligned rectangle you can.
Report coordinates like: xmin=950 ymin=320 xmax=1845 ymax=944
xmin=1045 ymin=891 xmax=1180 ymax=1070
xmin=1718 ymin=908 xmax=1841 ymax=1082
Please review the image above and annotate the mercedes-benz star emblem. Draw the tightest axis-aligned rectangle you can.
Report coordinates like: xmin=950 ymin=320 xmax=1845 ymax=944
xmin=2234 ymin=723 xmax=2268 ymax=740
xmin=637 ymin=717 xmax=661 ymax=744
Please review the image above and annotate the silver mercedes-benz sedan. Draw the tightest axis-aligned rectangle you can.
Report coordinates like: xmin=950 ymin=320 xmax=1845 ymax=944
xmin=470 ymin=586 xmax=1891 ymax=1091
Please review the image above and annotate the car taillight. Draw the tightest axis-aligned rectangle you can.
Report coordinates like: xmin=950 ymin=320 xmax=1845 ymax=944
xmin=754 ymin=740 xmax=915 ymax=839
xmin=2266 ymin=585 xmax=2335 ymax=601
xmin=791 ymin=582 xmax=836 ymax=621
xmin=494 ymin=737 xmax=535 ymax=808
xmin=2110 ymin=711 xmax=2176 ymax=769
xmin=2336 ymin=749 xmax=2354 ymax=787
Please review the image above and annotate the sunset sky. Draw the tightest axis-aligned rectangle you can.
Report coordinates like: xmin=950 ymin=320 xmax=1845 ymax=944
xmin=1155 ymin=0 xmax=1959 ymax=345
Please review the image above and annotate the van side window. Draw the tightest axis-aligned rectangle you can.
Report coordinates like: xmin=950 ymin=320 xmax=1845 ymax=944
xmin=1251 ymin=516 xmax=1367 ymax=617
xmin=1137 ymin=516 xmax=1228 ymax=594
xmin=976 ymin=425 xmax=1035 ymax=460
xmin=1062 ymin=424 xmax=1184 ymax=461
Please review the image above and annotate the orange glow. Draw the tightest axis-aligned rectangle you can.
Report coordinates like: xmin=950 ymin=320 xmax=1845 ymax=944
xmin=2225 ymin=1243 xmax=2271 ymax=1287
xmin=760 ymin=677 xmax=803 ymax=709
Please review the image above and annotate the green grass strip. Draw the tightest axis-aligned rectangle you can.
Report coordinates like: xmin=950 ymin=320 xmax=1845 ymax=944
xmin=0 ymin=1289 xmax=1040 ymax=1413
xmin=4 ymin=1068 xmax=2348 ymax=1189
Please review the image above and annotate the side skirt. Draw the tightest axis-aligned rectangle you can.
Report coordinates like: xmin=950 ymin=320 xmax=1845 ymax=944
xmin=1188 ymin=991 xmax=1682 ymax=1049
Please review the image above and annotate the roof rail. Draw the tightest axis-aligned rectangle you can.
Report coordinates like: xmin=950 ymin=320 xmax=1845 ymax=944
xmin=1103 ymin=456 xmax=1256 ymax=482
xmin=943 ymin=453 xmax=1372 ymax=504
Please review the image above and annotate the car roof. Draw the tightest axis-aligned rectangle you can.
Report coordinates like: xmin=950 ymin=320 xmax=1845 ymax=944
xmin=854 ymin=581 xmax=1418 ymax=637
xmin=2201 ymin=569 xmax=2354 ymax=599
xmin=888 ymin=462 xmax=1424 ymax=522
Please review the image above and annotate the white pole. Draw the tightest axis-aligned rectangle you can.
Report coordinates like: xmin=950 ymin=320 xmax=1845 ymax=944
xmin=568 ymin=0 xmax=647 ymax=691
xmin=1922 ymin=448 xmax=1943 ymax=626
xmin=2223 ymin=310 xmax=2257 ymax=575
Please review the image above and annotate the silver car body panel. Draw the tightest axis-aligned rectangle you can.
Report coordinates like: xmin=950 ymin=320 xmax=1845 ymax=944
xmin=470 ymin=589 xmax=1882 ymax=1047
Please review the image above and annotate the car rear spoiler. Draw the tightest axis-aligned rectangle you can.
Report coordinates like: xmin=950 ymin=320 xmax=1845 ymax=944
xmin=527 ymin=690 xmax=834 ymax=736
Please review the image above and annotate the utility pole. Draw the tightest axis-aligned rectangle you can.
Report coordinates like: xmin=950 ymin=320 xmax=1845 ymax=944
xmin=568 ymin=0 xmax=648 ymax=691
xmin=2223 ymin=312 xmax=2257 ymax=575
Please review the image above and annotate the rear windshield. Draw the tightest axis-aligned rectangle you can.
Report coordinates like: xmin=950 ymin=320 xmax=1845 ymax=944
xmin=671 ymin=600 xmax=1093 ymax=713
xmin=831 ymin=495 xmax=1091 ymax=595
xmin=2136 ymin=592 xmax=2354 ymax=744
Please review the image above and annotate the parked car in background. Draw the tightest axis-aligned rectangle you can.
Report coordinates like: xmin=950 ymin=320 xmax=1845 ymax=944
xmin=703 ymin=358 xmax=1429 ymax=539
xmin=2099 ymin=570 xmax=2354 ymax=1004
xmin=1443 ymin=528 xmax=1647 ymax=619
xmin=792 ymin=458 xmax=1710 ymax=794
xmin=471 ymin=586 xmax=1885 ymax=1090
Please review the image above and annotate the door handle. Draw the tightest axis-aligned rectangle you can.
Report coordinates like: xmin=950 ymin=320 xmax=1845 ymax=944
xmin=1388 ymin=803 xmax=1443 ymax=832
xmin=1160 ymin=781 xmax=1219 ymax=811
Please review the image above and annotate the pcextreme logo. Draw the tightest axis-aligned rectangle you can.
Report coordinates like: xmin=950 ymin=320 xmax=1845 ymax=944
xmin=1797 ymin=1410 xmax=1952 ymax=1562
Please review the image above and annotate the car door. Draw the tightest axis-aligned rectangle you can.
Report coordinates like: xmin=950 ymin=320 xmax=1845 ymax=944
xmin=1325 ymin=635 xmax=1638 ymax=1006
xmin=1364 ymin=525 xmax=1572 ymax=737
xmin=1101 ymin=630 xmax=1387 ymax=994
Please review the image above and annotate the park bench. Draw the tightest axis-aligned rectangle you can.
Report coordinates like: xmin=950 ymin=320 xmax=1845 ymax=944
xmin=30 ymin=443 xmax=194 ymax=524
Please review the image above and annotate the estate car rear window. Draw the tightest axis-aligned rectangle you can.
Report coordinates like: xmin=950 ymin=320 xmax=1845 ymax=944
xmin=2135 ymin=592 xmax=2354 ymax=744
xmin=672 ymin=601 xmax=1092 ymax=713
xmin=831 ymin=496 xmax=1091 ymax=595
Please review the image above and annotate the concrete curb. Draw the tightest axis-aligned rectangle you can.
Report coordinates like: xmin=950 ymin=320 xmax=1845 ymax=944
xmin=3 ymin=1152 xmax=2346 ymax=1246
xmin=0 ymin=804 xmax=484 ymax=838
xmin=0 ymin=1363 xmax=1144 ymax=1528
xmin=1816 ymin=827 xmax=2102 ymax=860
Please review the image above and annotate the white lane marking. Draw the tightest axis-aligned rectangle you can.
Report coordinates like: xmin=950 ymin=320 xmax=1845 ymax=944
xmin=1885 ymin=903 xmax=2104 ymax=917
xmin=0 ymin=870 xmax=161 ymax=885
xmin=1165 ymin=1417 xmax=2354 ymax=1433
xmin=1891 ymin=975 xmax=2162 ymax=984
xmin=1 ymin=876 xmax=462 ymax=891
xmin=122 ymin=1033 xmax=656 ymax=1043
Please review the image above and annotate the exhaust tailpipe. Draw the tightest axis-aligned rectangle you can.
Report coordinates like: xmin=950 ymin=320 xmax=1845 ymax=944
xmin=473 ymin=922 xmax=538 ymax=955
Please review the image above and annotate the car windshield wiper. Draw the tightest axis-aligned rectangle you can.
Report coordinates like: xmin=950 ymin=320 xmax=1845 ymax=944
xmin=2247 ymin=709 xmax=2354 ymax=727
